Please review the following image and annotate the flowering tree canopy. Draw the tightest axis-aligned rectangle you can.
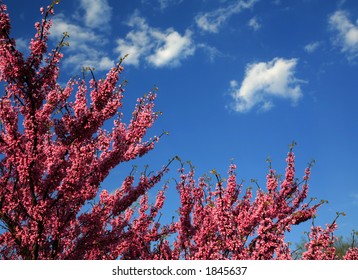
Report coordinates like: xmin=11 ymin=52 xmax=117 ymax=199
xmin=0 ymin=1 xmax=357 ymax=260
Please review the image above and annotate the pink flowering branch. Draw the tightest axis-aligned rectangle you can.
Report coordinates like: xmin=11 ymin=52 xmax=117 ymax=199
xmin=0 ymin=1 xmax=167 ymax=259
xmin=165 ymin=148 xmax=335 ymax=260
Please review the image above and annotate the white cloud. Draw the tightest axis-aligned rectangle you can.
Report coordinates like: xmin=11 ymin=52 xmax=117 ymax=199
xmin=115 ymin=13 xmax=195 ymax=67
xmin=195 ymin=0 xmax=258 ymax=33
xmin=50 ymin=14 xmax=114 ymax=71
xmin=51 ymin=15 xmax=104 ymax=47
xmin=147 ymin=30 xmax=194 ymax=67
xmin=248 ymin=16 xmax=261 ymax=31
xmin=229 ymin=58 xmax=303 ymax=113
xmin=304 ymin=41 xmax=320 ymax=53
xmin=62 ymin=50 xmax=114 ymax=71
xmin=79 ymin=0 xmax=112 ymax=29
xmin=329 ymin=10 xmax=358 ymax=59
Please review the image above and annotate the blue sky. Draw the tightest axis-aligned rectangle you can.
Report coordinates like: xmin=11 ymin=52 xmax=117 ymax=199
xmin=6 ymin=0 xmax=358 ymax=244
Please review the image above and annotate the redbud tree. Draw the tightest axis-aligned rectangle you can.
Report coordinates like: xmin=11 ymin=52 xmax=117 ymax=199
xmin=0 ymin=1 xmax=357 ymax=260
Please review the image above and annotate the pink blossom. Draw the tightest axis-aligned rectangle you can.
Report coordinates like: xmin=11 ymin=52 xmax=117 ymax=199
xmin=343 ymin=247 xmax=358 ymax=260
xmin=0 ymin=1 xmax=356 ymax=260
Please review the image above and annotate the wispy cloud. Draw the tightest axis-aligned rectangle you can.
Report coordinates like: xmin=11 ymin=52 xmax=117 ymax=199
xmin=51 ymin=15 xmax=105 ymax=47
xmin=79 ymin=0 xmax=112 ymax=29
xmin=195 ymin=0 xmax=258 ymax=33
xmin=329 ymin=10 xmax=358 ymax=59
xmin=248 ymin=16 xmax=261 ymax=31
xmin=157 ymin=0 xmax=183 ymax=10
xmin=228 ymin=58 xmax=303 ymax=113
xmin=304 ymin=41 xmax=321 ymax=53
xmin=197 ymin=44 xmax=224 ymax=62
xmin=51 ymin=14 xmax=114 ymax=71
xmin=15 ymin=37 xmax=28 ymax=54
xmin=115 ymin=12 xmax=195 ymax=67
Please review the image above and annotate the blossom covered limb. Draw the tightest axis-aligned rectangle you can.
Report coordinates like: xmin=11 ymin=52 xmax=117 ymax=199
xmin=0 ymin=1 xmax=166 ymax=259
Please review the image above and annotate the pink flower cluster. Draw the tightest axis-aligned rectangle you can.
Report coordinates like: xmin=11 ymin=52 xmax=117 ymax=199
xmin=164 ymin=153 xmax=320 ymax=259
xmin=0 ymin=2 xmax=164 ymax=259
xmin=0 ymin=2 xmax=357 ymax=260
